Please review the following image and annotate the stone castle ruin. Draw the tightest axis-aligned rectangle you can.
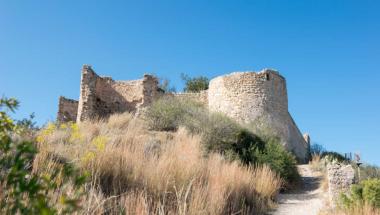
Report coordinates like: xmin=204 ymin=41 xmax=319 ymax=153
xmin=58 ymin=65 xmax=309 ymax=162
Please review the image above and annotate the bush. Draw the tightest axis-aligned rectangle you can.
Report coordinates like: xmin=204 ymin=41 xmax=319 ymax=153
xmin=0 ymin=97 xmax=85 ymax=214
xmin=341 ymin=178 xmax=380 ymax=209
xmin=144 ymin=96 xmax=198 ymax=131
xmin=146 ymin=97 xmax=266 ymax=164
xmin=362 ymin=179 xmax=380 ymax=208
xmin=181 ymin=73 xmax=209 ymax=92
xmin=184 ymin=112 xmax=265 ymax=164
xmin=253 ymin=137 xmax=300 ymax=184
xmin=321 ymin=151 xmax=347 ymax=163
xmin=145 ymin=97 xmax=299 ymax=185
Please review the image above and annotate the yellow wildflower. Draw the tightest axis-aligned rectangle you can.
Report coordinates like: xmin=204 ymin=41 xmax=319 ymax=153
xmin=92 ymin=135 xmax=107 ymax=151
xmin=69 ymin=123 xmax=83 ymax=143
xmin=36 ymin=122 xmax=56 ymax=143
xmin=82 ymin=152 xmax=96 ymax=163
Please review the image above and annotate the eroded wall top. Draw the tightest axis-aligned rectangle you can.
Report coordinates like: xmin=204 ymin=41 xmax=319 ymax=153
xmin=76 ymin=65 xmax=160 ymax=122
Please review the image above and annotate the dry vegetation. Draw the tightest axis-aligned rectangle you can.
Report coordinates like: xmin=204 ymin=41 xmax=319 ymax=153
xmin=35 ymin=113 xmax=282 ymax=214
xmin=319 ymin=204 xmax=380 ymax=215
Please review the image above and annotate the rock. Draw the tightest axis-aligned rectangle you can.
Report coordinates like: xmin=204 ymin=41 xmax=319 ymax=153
xmin=327 ymin=163 xmax=355 ymax=206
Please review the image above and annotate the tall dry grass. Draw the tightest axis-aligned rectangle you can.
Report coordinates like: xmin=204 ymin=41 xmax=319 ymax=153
xmin=35 ymin=113 xmax=282 ymax=214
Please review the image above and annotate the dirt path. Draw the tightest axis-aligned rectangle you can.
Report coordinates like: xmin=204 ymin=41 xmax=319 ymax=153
xmin=270 ymin=165 xmax=325 ymax=215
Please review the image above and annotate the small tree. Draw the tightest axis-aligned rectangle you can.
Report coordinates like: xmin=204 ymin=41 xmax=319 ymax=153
xmin=181 ymin=73 xmax=209 ymax=92
xmin=158 ymin=78 xmax=176 ymax=93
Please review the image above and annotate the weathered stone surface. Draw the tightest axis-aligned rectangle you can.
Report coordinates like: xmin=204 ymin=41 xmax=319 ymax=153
xmin=57 ymin=96 xmax=78 ymax=122
xmin=327 ymin=163 xmax=355 ymax=205
xmin=208 ymin=69 xmax=309 ymax=162
xmin=76 ymin=65 xmax=161 ymax=122
xmin=172 ymin=90 xmax=208 ymax=105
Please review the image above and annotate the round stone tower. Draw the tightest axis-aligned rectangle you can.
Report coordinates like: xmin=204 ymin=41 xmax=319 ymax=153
xmin=208 ymin=69 xmax=309 ymax=162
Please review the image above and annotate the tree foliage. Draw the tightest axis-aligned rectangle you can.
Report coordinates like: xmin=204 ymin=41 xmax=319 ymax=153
xmin=181 ymin=73 xmax=209 ymax=92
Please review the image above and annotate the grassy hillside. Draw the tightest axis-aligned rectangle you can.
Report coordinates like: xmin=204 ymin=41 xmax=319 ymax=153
xmin=34 ymin=113 xmax=282 ymax=214
xmin=1 ymin=96 xmax=309 ymax=214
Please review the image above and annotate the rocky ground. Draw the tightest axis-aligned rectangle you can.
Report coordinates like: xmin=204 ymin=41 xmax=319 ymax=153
xmin=270 ymin=165 xmax=327 ymax=215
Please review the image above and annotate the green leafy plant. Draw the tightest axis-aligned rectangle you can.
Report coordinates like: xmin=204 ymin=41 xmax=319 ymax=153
xmin=144 ymin=96 xmax=201 ymax=131
xmin=253 ymin=137 xmax=300 ymax=185
xmin=0 ymin=97 xmax=86 ymax=214
xmin=341 ymin=178 xmax=380 ymax=209
xmin=184 ymin=112 xmax=265 ymax=164
xmin=181 ymin=73 xmax=209 ymax=92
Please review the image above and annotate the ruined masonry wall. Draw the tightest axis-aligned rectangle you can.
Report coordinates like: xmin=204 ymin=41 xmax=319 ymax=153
xmin=57 ymin=96 xmax=78 ymax=122
xmin=76 ymin=65 xmax=159 ymax=122
xmin=327 ymin=163 xmax=355 ymax=206
xmin=172 ymin=90 xmax=208 ymax=105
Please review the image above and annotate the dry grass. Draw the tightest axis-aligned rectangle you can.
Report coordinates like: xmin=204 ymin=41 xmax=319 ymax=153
xmin=35 ymin=113 xmax=282 ymax=214
xmin=319 ymin=204 xmax=380 ymax=215
xmin=309 ymin=154 xmax=325 ymax=172
xmin=309 ymin=154 xmax=329 ymax=192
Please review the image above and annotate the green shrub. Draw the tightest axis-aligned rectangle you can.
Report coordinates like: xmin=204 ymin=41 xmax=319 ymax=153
xmin=181 ymin=73 xmax=209 ymax=92
xmin=0 ymin=97 xmax=85 ymax=214
xmin=362 ymin=179 xmax=380 ymax=208
xmin=145 ymin=97 xmax=265 ymax=164
xmin=321 ymin=151 xmax=347 ymax=163
xmin=253 ymin=137 xmax=300 ymax=184
xmin=341 ymin=178 xmax=380 ymax=209
xmin=145 ymin=97 xmax=299 ymax=184
xmin=144 ymin=96 xmax=201 ymax=131
xmin=184 ymin=112 xmax=265 ymax=164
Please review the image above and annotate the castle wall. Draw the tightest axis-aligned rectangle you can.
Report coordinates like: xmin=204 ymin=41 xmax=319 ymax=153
xmin=172 ymin=90 xmax=208 ymax=105
xmin=208 ymin=70 xmax=288 ymax=122
xmin=76 ymin=65 xmax=159 ymax=122
xmin=57 ymin=96 xmax=78 ymax=122
xmin=208 ymin=69 xmax=309 ymax=162
xmin=77 ymin=65 xmax=98 ymax=122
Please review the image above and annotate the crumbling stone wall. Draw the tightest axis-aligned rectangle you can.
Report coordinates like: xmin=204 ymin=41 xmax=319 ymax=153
xmin=77 ymin=65 xmax=160 ymax=122
xmin=57 ymin=96 xmax=78 ymax=122
xmin=208 ymin=69 xmax=309 ymax=162
xmin=58 ymin=65 xmax=160 ymax=123
xmin=327 ymin=163 xmax=355 ymax=205
xmin=172 ymin=90 xmax=208 ymax=105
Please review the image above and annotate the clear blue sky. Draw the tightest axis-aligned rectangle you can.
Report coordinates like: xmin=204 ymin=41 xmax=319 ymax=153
xmin=1 ymin=1 xmax=379 ymax=165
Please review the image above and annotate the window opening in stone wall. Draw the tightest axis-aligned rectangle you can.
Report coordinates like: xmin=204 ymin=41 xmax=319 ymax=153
xmin=265 ymin=73 xmax=270 ymax=81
